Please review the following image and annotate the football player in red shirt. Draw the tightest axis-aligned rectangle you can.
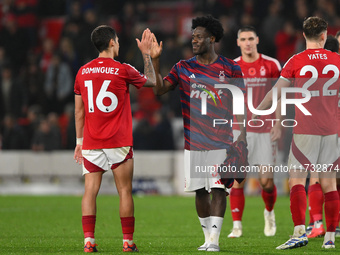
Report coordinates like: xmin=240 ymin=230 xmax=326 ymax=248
xmin=228 ymin=26 xmax=282 ymax=238
xmin=74 ymin=25 xmax=156 ymax=252
xmin=255 ymin=17 xmax=340 ymax=250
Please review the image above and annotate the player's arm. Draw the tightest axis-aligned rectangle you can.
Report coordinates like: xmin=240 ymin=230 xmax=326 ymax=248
xmin=136 ymin=28 xmax=156 ymax=87
xmin=150 ymin=33 xmax=175 ymax=95
xmin=252 ymin=77 xmax=291 ymax=120
xmin=235 ymin=107 xmax=247 ymax=145
xmin=74 ymin=94 xmax=85 ymax=165
xmin=270 ymin=99 xmax=282 ymax=142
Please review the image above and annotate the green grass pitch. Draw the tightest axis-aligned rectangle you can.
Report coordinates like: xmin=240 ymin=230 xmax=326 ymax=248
xmin=0 ymin=195 xmax=338 ymax=254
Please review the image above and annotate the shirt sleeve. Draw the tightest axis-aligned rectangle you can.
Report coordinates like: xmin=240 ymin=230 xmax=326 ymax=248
xmin=74 ymin=76 xmax=81 ymax=95
xmin=124 ymin=63 xmax=148 ymax=89
xmin=280 ymin=57 xmax=294 ymax=82
xmin=272 ymin=61 xmax=281 ymax=79
xmin=164 ymin=63 xmax=179 ymax=87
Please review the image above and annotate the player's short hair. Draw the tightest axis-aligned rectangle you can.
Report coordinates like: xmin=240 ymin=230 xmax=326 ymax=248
xmin=335 ymin=30 xmax=340 ymax=40
xmin=237 ymin=26 xmax=257 ymax=38
xmin=91 ymin=25 xmax=117 ymax=53
xmin=324 ymin=35 xmax=339 ymax=52
xmin=191 ymin=15 xmax=224 ymax=42
xmin=303 ymin=17 xmax=328 ymax=40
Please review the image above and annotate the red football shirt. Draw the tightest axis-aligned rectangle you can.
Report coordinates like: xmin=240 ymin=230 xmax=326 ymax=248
xmin=74 ymin=57 xmax=147 ymax=149
xmin=234 ymin=54 xmax=281 ymax=133
xmin=281 ymin=48 xmax=340 ymax=135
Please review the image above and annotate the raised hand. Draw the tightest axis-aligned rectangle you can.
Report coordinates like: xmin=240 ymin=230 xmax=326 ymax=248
xmin=150 ymin=33 xmax=163 ymax=59
xmin=136 ymin=28 xmax=153 ymax=55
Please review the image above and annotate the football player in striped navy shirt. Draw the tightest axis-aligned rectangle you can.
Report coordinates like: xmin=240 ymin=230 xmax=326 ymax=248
xmin=150 ymin=15 xmax=246 ymax=251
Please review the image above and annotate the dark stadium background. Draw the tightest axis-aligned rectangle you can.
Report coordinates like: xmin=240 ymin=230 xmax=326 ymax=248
xmin=0 ymin=0 xmax=339 ymax=195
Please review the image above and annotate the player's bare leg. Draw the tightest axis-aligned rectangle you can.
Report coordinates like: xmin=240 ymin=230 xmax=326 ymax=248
xmin=113 ymin=159 xmax=138 ymax=252
xmin=228 ymin=180 xmax=245 ymax=238
xmin=320 ymin=172 xmax=339 ymax=249
xmin=82 ymin=171 xmax=103 ymax=252
xmin=307 ymin=173 xmax=325 ymax=238
xmin=259 ymin=165 xmax=277 ymax=236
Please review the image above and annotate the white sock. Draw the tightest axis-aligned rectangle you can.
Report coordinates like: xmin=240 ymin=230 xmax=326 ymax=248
xmin=293 ymin=225 xmax=306 ymax=237
xmin=233 ymin=220 xmax=242 ymax=229
xmin=209 ymin=216 xmax=224 ymax=245
xmin=123 ymin=239 xmax=134 ymax=245
xmin=198 ymin=216 xmax=211 ymax=244
xmin=314 ymin=220 xmax=323 ymax=228
xmin=84 ymin=237 xmax=95 ymax=245
xmin=324 ymin=232 xmax=335 ymax=243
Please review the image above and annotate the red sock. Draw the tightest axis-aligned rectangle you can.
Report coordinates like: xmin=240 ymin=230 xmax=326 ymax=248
xmin=229 ymin=188 xmax=245 ymax=221
xmin=324 ymin=191 xmax=339 ymax=232
xmin=261 ymin=185 xmax=277 ymax=211
xmin=121 ymin=216 xmax=135 ymax=240
xmin=308 ymin=183 xmax=323 ymax=222
xmin=290 ymin=184 xmax=306 ymax=226
xmin=337 ymin=185 xmax=340 ymax=224
xmin=82 ymin=215 xmax=96 ymax=238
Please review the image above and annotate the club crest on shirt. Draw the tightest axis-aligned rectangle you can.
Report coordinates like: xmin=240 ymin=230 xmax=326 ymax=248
xmin=219 ymin=71 xmax=225 ymax=82
xmin=260 ymin=66 xmax=266 ymax=76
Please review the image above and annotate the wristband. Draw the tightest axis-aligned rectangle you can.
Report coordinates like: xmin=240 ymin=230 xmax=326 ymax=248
xmin=76 ymin=137 xmax=83 ymax=145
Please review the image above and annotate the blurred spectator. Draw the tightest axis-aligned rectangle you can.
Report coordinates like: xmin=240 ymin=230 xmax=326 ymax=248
xmin=38 ymin=37 xmax=55 ymax=73
xmin=0 ymin=47 xmax=8 ymax=72
xmin=44 ymin=53 xmax=73 ymax=114
xmin=31 ymin=115 xmax=61 ymax=151
xmin=0 ymin=64 xmax=27 ymax=119
xmin=133 ymin=118 xmax=154 ymax=150
xmin=20 ymin=104 xmax=42 ymax=146
xmin=59 ymin=102 xmax=75 ymax=149
xmin=193 ymin=0 xmax=228 ymax=18
xmin=218 ymin=15 xmax=238 ymax=59
xmin=152 ymin=110 xmax=175 ymax=150
xmin=275 ymin=20 xmax=298 ymax=65
xmin=59 ymin=36 xmax=80 ymax=78
xmin=78 ymin=8 xmax=99 ymax=63
xmin=11 ymin=0 xmax=39 ymax=49
xmin=22 ymin=53 xmax=45 ymax=107
xmin=292 ymin=0 xmax=310 ymax=30
xmin=261 ymin=0 xmax=284 ymax=57
xmin=37 ymin=0 xmax=66 ymax=17
xmin=1 ymin=0 xmax=339 ymax=151
xmin=314 ymin=0 xmax=340 ymax=27
xmin=65 ymin=0 xmax=84 ymax=26
xmin=1 ymin=114 xmax=29 ymax=149
xmin=159 ymin=36 xmax=182 ymax=76
xmin=0 ymin=13 xmax=29 ymax=71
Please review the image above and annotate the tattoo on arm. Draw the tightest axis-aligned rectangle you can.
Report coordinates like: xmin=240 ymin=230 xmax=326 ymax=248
xmin=143 ymin=53 xmax=156 ymax=85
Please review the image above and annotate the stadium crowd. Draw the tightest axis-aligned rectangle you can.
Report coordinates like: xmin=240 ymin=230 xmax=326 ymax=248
xmin=0 ymin=0 xmax=340 ymax=151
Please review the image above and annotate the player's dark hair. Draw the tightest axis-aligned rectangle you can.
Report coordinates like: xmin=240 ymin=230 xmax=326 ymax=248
xmin=324 ymin=35 xmax=339 ymax=53
xmin=237 ymin=26 xmax=257 ymax=37
xmin=91 ymin=25 xmax=117 ymax=53
xmin=335 ymin=30 xmax=340 ymax=40
xmin=192 ymin=15 xmax=224 ymax=42
xmin=303 ymin=17 xmax=328 ymax=40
